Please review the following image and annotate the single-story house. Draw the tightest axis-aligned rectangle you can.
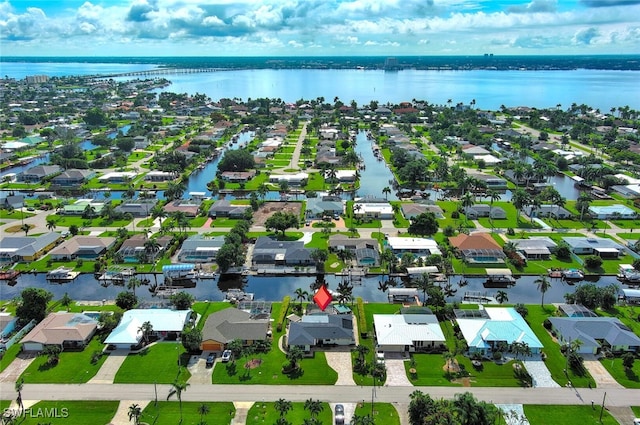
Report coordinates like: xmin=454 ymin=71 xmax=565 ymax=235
xmin=200 ymin=308 xmax=270 ymax=351
xmin=287 ymin=314 xmax=355 ymax=352
xmin=588 ymin=204 xmax=637 ymax=220
xmin=60 ymin=199 xmax=105 ymax=216
xmin=621 ymin=288 xmax=640 ymax=304
xmin=0 ymin=233 xmax=62 ymax=263
xmin=464 ymin=205 xmax=507 ymax=219
xmin=353 ymin=202 xmax=393 ymax=219
xmin=163 ymin=200 xmax=201 ymax=217
xmin=325 ymin=169 xmax=358 ymax=183
xmin=511 ymin=237 xmax=557 ymax=260
xmin=104 ymin=309 xmax=193 ymax=350
xmin=20 ymin=312 xmax=98 ymax=352
xmin=269 ymin=173 xmax=308 ymax=186
xmin=328 ymin=235 xmax=380 ymax=266
xmin=208 ymin=199 xmax=250 ymax=218
xmin=549 ymin=317 xmax=640 ymax=354
xmin=562 ymin=236 xmax=626 ymax=258
xmin=115 ymin=200 xmax=157 ymax=217
xmin=177 ymin=235 xmax=225 ymax=263
xmin=49 ymin=236 xmax=116 ymax=260
xmin=374 ymin=311 xmax=446 ymax=353
xmin=387 ymin=288 xmax=420 ymax=304
xmin=523 ymin=205 xmax=572 ymax=219
xmin=448 ymin=233 xmax=505 ymax=264
xmin=117 ymin=234 xmax=172 ymax=263
xmin=144 ymin=171 xmax=176 ymax=182
xmin=19 ymin=165 xmax=62 ymax=183
xmin=0 ymin=194 xmax=24 ymax=209
xmin=51 ymin=169 xmax=96 ymax=187
xmin=252 ymin=237 xmax=313 ymax=267
xmin=306 ymin=196 xmax=344 ymax=217
xmin=401 ymin=203 xmax=445 ymax=220
xmin=97 ymin=171 xmax=138 ymax=183
xmin=220 ymin=170 xmax=257 ymax=183
xmin=455 ymin=307 xmax=543 ymax=355
xmin=386 ymin=237 xmax=442 ymax=257
xmin=611 ymin=184 xmax=640 ymax=199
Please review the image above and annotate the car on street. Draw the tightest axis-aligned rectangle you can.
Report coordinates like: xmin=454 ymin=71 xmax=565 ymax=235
xmin=334 ymin=404 xmax=345 ymax=425
xmin=221 ymin=349 xmax=232 ymax=363
xmin=205 ymin=353 xmax=216 ymax=367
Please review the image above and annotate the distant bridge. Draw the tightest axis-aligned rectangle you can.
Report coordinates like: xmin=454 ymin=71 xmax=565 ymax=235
xmin=90 ymin=67 xmax=222 ymax=79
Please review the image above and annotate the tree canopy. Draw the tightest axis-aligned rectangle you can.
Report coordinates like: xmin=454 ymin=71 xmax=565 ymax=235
xmin=265 ymin=211 xmax=299 ymax=236
xmin=407 ymin=212 xmax=439 ymax=237
xmin=16 ymin=288 xmax=53 ymax=326
xmin=218 ymin=149 xmax=255 ymax=172
xmin=115 ymin=291 xmax=138 ymax=310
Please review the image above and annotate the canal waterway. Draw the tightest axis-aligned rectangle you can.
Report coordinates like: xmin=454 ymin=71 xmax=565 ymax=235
xmin=353 ymin=131 xmax=398 ymax=200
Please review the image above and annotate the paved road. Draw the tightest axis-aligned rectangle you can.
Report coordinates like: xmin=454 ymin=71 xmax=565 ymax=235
xmin=5 ymin=383 xmax=639 ymax=407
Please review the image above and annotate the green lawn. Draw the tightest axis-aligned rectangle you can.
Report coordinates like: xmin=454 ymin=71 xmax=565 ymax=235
xmin=114 ymin=342 xmax=191 ymax=384
xmin=141 ymin=401 xmax=235 ymax=425
xmin=524 ymin=404 xmax=618 ymax=425
xmin=0 ymin=343 xmax=21 ymax=373
xmin=246 ymin=402 xmax=332 ymax=425
xmin=354 ymin=402 xmax=400 ymax=425
xmin=632 ymin=406 xmax=640 ymax=417
xmin=526 ymin=305 xmax=593 ymax=388
xmin=15 ymin=401 xmax=118 ymax=425
xmin=19 ymin=337 xmax=108 ymax=383
xmin=599 ymin=356 xmax=640 ymax=388
xmin=191 ymin=301 xmax=234 ymax=330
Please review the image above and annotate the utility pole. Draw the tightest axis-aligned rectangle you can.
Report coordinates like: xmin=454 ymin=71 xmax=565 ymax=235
xmin=599 ymin=391 xmax=606 ymax=423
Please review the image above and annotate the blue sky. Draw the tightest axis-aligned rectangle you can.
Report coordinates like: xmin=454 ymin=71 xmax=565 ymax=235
xmin=1 ymin=0 xmax=639 ymax=56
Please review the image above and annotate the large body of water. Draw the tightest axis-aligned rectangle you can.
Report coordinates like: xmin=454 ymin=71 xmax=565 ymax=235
xmin=1 ymin=62 xmax=639 ymax=112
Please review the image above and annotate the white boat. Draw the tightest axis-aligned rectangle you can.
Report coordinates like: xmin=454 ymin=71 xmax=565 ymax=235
xmin=225 ymin=289 xmax=254 ymax=302
xmin=618 ymin=264 xmax=640 ymax=283
xmin=561 ymin=269 xmax=584 ymax=280
xmin=46 ymin=267 xmax=80 ymax=282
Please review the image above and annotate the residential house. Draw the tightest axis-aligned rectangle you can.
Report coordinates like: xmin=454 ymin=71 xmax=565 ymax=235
xmin=387 ymin=288 xmax=420 ymax=304
xmin=386 ymin=237 xmax=442 ymax=258
xmin=20 ymin=312 xmax=98 ymax=352
xmin=287 ymin=314 xmax=355 ymax=352
xmin=0 ymin=233 xmax=62 ymax=263
xmin=511 ymin=237 xmax=557 ymax=260
xmin=523 ymin=205 xmax=572 ymax=219
xmin=252 ymin=237 xmax=313 ymax=267
xmin=562 ymin=236 xmax=626 ymax=258
xmin=401 ymin=203 xmax=444 ymax=220
xmin=200 ymin=308 xmax=270 ymax=351
xmin=220 ymin=170 xmax=257 ymax=183
xmin=455 ymin=307 xmax=543 ymax=355
xmin=325 ymin=170 xmax=358 ymax=183
xmin=177 ymin=235 xmax=225 ymax=263
xmin=51 ymin=169 xmax=96 ymax=188
xmin=49 ymin=236 xmax=116 ymax=261
xmin=97 ymin=171 xmax=138 ymax=183
xmin=464 ymin=204 xmax=507 ymax=219
xmin=144 ymin=171 xmax=176 ymax=182
xmin=374 ymin=310 xmax=446 ymax=353
xmin=269 ymin=173 xmax=308 ymax=186
xmin=117 ymin=234 xmax=172 ymax=263
xmin=448 ymin=232 xmax=505 ymax=264
xmin=115 ymin=199 xmax=157 ymax=217
xmin=60 ymin=199 xmax=105 ymax=216
xmin=549 ymin=317 xmax=640 ymax=354
xmin=0 ymin=194 xmax=24 ymax=209
xmin=588 ymin=204 xmax=637 ymax=220
xmin=306 ymin=196 xmax=344 ymax=217
xmin=19 ymin=165 xmax=61 ymax=183
xmin=353 ymin=202 xmax=393 ymax=219
xmin=104 ymin=309 xmax=193 ymax=350
xmin=133 ymin=135 xmax=149 ymax=149
xmin=163 ymin=200 xmax=201 ymax=217
xmin=328 ymin=235 xmax=380 ymax=266
xmin=208 ymin=199 xmax=250 ymax=218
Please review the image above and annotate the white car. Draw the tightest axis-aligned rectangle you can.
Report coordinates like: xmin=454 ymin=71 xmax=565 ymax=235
xmin=221 ymin=350 xmax=232 ymax=363
xmin=376 ymin=352 xmax=385 ymax=365
xmin=633 ymin=418 xmax=640 ymax=425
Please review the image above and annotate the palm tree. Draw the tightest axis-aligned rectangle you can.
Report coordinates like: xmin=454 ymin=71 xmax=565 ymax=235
xmin=197 ymin=403 xmax=210 ymax=425
xmin=151 ymin=205 xmax=167 ymax=229
xmin=303 ymin=398 xmax=323 ymax=419
xmin=274 ymin=398 xmax=292 ymax=418
xmin=128 ymin=403 xmax=142 ymax=425
xmin=414 ymin=273 xmax=432 ymax=305
xmin=15 ymin=377 xmax=24 ymax=415
xmin=138 ymin=320 xmax=153 ymax=345
xmin=167 ymin=380 xmax=190 ymax=423
xmin=294 ymin=288 xmax=308 ymax=307
xmin=336 ymin=281 xmax=353 ymax=305
xmin=60 ymin=292 xmax=74 ymax=312
xmin=443 ymin=351 xmax=455 ymax=374
xmin=354 ymin=344 xmax=370 ymax=363
xmin=20 ymin=223 xmax=30 ymax=236
xmin=382 ymin=186 xmax=391 ymax=200
xmin=461 ymin=192 xmax=474 ymax=223
xmin=511 ymin=188 xmax=530 ymax=224
xmin=46 ymin=218 xmax=57 ymax=232
xmin=534 ymin=275 xmax=551 ymax=307
xmin=128 ymin=277 xmax=142 ymax=296
xmin=144 ymin=238 xmax=161 ymax=262
xmin=286 ymin=346 xmax=304 ymax=371
xmin=496 ymin=290 xmax=508 ymax=305
xmin=487 ymin=190 xmax=500 ymax=228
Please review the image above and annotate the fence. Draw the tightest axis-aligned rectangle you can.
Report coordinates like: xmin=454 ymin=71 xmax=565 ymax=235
xmin=1 ymin=319 xmax=36 ymax=351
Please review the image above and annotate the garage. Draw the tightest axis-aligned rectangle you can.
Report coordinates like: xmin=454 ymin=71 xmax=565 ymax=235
xmin=201 ymin=340 xmax=222 ymax=352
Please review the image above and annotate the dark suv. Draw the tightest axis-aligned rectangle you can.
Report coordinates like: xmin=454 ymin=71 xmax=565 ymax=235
xmin=205 ymin=353 xmax=216 ymax=367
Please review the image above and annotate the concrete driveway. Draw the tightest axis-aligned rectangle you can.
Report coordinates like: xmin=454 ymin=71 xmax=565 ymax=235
xmin=384 ymin=355 xmax=412 ymax=387
xmin=325 ymin=352 xmax=356 ymax=386
xmin=0 ymin=353 xmax=36 ymax=383
xmin=582 ymin=355 xmax=623 ymax=389
xmin=187 ymin=354 xmax=214 ymax=385
xmin=88 ymin=350 xmax=129 ymax=384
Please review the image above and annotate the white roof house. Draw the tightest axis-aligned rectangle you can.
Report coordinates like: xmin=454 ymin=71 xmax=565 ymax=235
xmin=614 ymin=174 xmax=640 ymax=185
xmin=269 ymin=173 xmax=308 ymax=185
xmin=325 ymin=169 xmax=358 ymax=182
xmin=386 ymin=237 xmax=442 ymax=256
xmin=588 ymin=204 xmax=637 ymax=219
xmin=455 ymin=307 xmax=543 ymax=355
xmin=98 ymin=171 xmax=138 ymax=182
xmin=105 ymin=309 xmax=192 ymax=349
xmin=354 ymin=202 xmax=393 ymax=219
xmin=373 ymin=313 xmax=446 ymax=353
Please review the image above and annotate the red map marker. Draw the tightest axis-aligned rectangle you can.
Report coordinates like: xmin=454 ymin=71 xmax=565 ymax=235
xmin=313 ymin=284 xmax=332 ymax=311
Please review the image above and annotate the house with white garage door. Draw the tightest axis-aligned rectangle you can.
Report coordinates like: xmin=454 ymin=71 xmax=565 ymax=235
xmin=374 ymin=310 xmax=446 ymax=353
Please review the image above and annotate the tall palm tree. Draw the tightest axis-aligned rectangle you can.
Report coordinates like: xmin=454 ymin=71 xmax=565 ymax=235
xmin=303 ymin=398 xmax=323 ymax=419
xmin=461 ymin=192 xmax=474 ymax=223
xmin=144 ymin=238 xmax=161 ymax=262
xmin=138 ymin=320 xmax=153 ymax=345
xmin=274 ymin=398 xmax=292 ymax=418
xmin=382 ymin=186 xmax=391 ymax=200
xmin=487 ymin=190 xmax=501 ymax=226
xmin=15 ymin=377 xmax=24 ymax=415
xmin=197 ymin=403 xmax=210 ymax=425
xmin=60 ymin=292 xmax=73 ymax=312
xmin=167 ymin=380 xmax=190 ymax=423
xmin=46 ymin=218 xmax=57 ymax=232
xmin=294 ymin=288 xmax=308 ymax=307
xmin=511 ymin=188 xmax=530 ymax=224
xmin=20 ymin=223 xmax=31 ymax=236
xmin=534 ymin=275 xmax=551 ymax=307
xmin=496 ymin=290 xmax=508 ymax=305
xmin=151 ymin=205 xmax=167 ymax=229
xmin=414 ymin=273 xmax=432 ymax=305
xmin=128 ymin=403 xmax=142 ymax=425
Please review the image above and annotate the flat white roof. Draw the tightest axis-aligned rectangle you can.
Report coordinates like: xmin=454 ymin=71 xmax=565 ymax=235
xmin=486 ymin=268 xmax=513 ymax=276
xmin=387 ymin=237 xmax=439 ymax=249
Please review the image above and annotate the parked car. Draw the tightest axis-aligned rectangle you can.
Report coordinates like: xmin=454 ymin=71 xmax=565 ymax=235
xmin=376 ymin=352 xmax=385 ymax=365
xmin=221 ymin=349 xmax=232 ymax=363
xmin=205 ymin=353 xmax=216 ymax=367
xmin=633 ymin=418 xmax=640 ymax=425
xmin=334 ymin=404 xmax=345 ymax=425
xmin=333 ymin=213 xmax=340 ymax=220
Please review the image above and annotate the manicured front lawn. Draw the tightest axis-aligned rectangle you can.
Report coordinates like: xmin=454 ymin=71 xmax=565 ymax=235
xmin=0 ymin=343 xmax=21 ymax=373
xmin=354 ymin=402 xmax=401 ymax=425
xmin=114 ymin=342 xmax=191 ymax=384
xmin=16 ymin=401 xmax=118 ymax=425
xmin=141 ymin=401 xmax=235 ymax=425
xmin=526 ymin=305 xmax=593 ymax=388
xmin=632 ymin=406 xmax=640 ymax=417
xmin=599 ymin=357 xmax=640 ymax=388
xmin=524 ymin=404 xmax=618 ymax=425
xmin=246 ymin=401 xmax=332 ymax=425
xmin=20 ymin=337 xmax=108 ymax=383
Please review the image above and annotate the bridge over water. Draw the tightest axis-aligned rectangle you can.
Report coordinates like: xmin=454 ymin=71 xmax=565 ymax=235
xmin=90 ymin=67 xmax=222 ymax=79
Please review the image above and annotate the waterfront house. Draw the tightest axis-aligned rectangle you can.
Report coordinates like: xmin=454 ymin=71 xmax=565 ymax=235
xmin=117 ymin=234 xmax=172 ymax=263
xmin=373 ymin=310 xmax=446 ymax=353
xmin=523 ymin=204 xmax=572 ymax=219
xmin=104 ymin=309 xmax=193 ymax=350
xmin=449 ymin=233 xmax=505 ymax=265
xmin=588 ymin=204 xmax=637 ymax=220
xmin=115 ymin=199 xmax=157 ymax=217
xmin=60 ymin=199 xmax=105 ymax=216
xmin=269 ymin=173 xmax=308 ymax=186
xmin=353 ymin=202 xmax=393 ymax=219
xmin=400 ymin=203 xmax=445 ymax=220
xmin=0 ymin=194 xmax=24 ymax=209
xmin=220 ymin=170 xmax=257 ymax=183
xmin=19 ymin=165 xmax=61 ymax=183
xmin=455 ymin=307 xmax=543 ymax=355
xmin=561 ymin=236 xmax=625 ymax=258
xmin=549 ymin=317 xmax=640 ymax=354
xmin=328 ymin=235 xmax=380 ymax=266
xmin=306 ymin=196 xmax=344 ymax=217
xmin=163 ymin=200 xmax=201 ymax=217
xmin=97 ymin=171 xmax=138 ymax=184
xmin=144 ymin=171 xmax=176 ymax=182
xmin=252 ymin=237 xmax=313 ymax=267
xmin=386 ymin=237 xmax=442 ymax=258
xmin=20 ymin=312 xmax=98 ymax=353
xmin=177 ymin=235 xmax=225 ymax=263
xmin=511 ymin=237 xmax=557 ymax=260
xmin=208 ymin=199 xmax=250 ymax=218
xmin=200 ymin=308 xmax=270 ymax=352
xmin=0 ymin=233 xmax=62 ymax=263
xmin=51 ymin=169 xmax=96 ymax=188
xmin=49 ymin=236 xmax=116 ymax=261
xmin=463 ymin=204 xmax=507 ymax=219
xmin=287 ymin=314 xmax=355 ymax=353
xmin=133 ymin=135 xmax=149 ymax=149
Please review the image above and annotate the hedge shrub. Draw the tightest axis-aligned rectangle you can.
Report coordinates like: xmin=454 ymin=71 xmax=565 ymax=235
xmin=356 ymin=297 xmax=367 ymax=337
xmin=277 ymin=296 xmax=291 ymax=332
